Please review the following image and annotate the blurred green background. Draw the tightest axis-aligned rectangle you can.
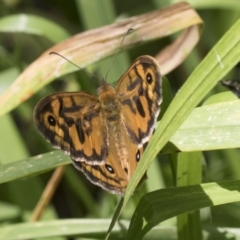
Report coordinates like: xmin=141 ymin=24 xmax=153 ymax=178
xmin=0 ymin=0 xmax=240 ymax=239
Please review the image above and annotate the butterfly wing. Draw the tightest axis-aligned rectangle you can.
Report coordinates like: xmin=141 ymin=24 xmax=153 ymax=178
xmin=117 ymin=55 xmax=162 ymax=147
xmin=73 ymin=159 xmax=128 ymax=195
xmin=34 ymin=92 xmax=108 ymax=164
xmin=73 ymin=137 xmax=148 ymax=195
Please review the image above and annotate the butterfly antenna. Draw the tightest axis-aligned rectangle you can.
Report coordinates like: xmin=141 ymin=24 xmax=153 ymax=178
xmin=104 ymin=28 xmax=134 ymax=81
xmin=49 ymin=52 xmax=101 ymax=81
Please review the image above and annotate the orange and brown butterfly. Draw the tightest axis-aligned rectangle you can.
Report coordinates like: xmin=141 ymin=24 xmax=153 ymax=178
xmin=34 ymin=55 xmax=162 ymax=195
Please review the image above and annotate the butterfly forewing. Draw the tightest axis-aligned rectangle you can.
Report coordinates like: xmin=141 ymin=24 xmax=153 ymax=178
xmin=117 ymin=55 xmax=162 ymax=147
xmin=34 ymin=92 xmax=108 ymax=164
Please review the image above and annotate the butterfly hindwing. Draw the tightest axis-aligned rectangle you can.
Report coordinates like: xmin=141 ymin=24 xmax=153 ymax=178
xmin=72 ymin=106 xmax=151 ymax=195
xmin=73 ymin=139 xmax=147 ymax=195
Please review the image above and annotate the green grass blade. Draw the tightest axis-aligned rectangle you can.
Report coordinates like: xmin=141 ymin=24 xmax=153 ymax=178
xmin=182 ymin=0 xmax=240 ymax=10
xmin=0 ymin=14 xmax=70 ymax=43
xmin=126 ymin=180 xmax=240 ymax=239
xmin=0 ymin=219 xmax=129 ymax=240
xmin=76 ymin=0 xmax=117 ymax=28
xmin=177 ymin=152 xmax=203 ymax=240
xmin=0 ymin=151 xmax=70 ymax=184
xmin=0 ymin=68 xmax=20 ymax=94
xmin=163 ymin=96 xmax=240 ymax=152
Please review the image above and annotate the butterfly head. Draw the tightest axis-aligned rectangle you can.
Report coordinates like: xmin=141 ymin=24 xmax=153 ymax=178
xmin=97 ymin=80 xmax=116 ymax=96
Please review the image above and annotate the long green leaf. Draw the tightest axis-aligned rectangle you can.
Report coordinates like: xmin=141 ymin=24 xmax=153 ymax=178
xmin=176 ymin=152 xmax=202 ymax=240
xmin=126 ymin=180 xmax=240 ymax=239
xmin=0 ymin=14 xmax=69 ymax=43
xmin=0 ymin=219 xmax=128 ymax=240
xmin=0 ymin=151 xmax=70 ymax=184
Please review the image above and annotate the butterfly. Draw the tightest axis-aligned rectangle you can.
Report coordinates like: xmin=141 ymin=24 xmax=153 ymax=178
xmin=34 ymin=55 xmax=162 ymax=195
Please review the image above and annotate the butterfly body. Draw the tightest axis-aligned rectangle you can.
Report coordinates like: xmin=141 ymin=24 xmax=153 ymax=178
xmin=98 ymin=82 xmax=121 ymax=123
xmin=34 ymin=55 xmax=162 ymax=195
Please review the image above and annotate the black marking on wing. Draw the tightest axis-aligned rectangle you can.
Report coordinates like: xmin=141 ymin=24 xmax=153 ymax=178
xmin=105 ymin=164 xmax=115 ymax=174
xmin=134 ymin=65 xmax=142 ymax=80
xmin=76 ymin=119 xmax=85 ymax=144
xmin=141 ymin=61 xmax=149 ymax=72
xmin=65 ymin=116 xmax=74 ymax=126
xmin=72 ymin=161 xmax=125 ymax=194
xmin=121 ymin=99 xmax=136 ymax=114
xmin=48 ymin=115 xmax=56 ymax=126
xmin=96 ymin=164 xmax=117 ymax=179
xmin=127 ymin=75 xmax=141 ymax=91
xmin=37 ymin=99 xmax=53 ymax=114
xmin=70 ymin=96 xmax=77 ymax=106
xmin=70 ymin=146 xmax=107 ymax=163
xmin=62 ymin=105 xmax=84 ymax=113
xmin=146 ymin=73 xmax=153 ymax=84
xmin=135 ymin=96 xmax=145 ymax=118
xmin=35 ymin=99 xmax=68 ymax=148
xmin=138 ymin=85 xmax=144 ymax=96
xmin=57 ymin=97 xmax=63 ymax=116
xmin=143 ymin=141 xmax=149 ymax=150
xmin=136 ymin=149 xmax=141 ymax=162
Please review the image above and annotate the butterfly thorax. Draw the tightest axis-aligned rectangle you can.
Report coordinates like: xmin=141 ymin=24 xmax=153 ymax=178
xmin=98 ymin=83 xmax=121 ymax=123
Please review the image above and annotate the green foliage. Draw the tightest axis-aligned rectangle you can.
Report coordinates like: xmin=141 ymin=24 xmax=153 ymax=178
xmin=0 ymin=1 xmax=240 ymax=240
